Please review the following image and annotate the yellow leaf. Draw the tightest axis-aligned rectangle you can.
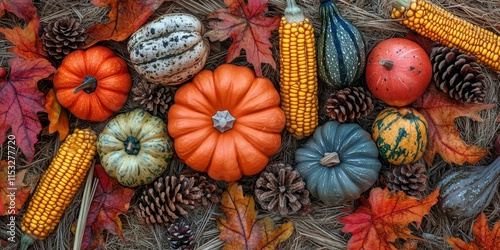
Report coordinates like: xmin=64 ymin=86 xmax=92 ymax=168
xmin=217 ymin=182 xmax=294 ymax=250
xmin=45 ymin=88 xmax=69 ymax=140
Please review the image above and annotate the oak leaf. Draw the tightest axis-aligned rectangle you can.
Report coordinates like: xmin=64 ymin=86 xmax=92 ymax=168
xmin=0 ymin=0 xmax=37 ymax=22
xmin=412 ymin=84 xmax=494 ymax=166
xmin=206 ymin=0 xmax=280 ymax=77
xmin=76 ymin=164 xmax=135 ymax=249
xmin=84 ymin=0 xmax=165 ymax=48
xmin=338 ymin=187 xmax=439 ymax=250
xmin=217 ymin=182 xmax=294 ymax=250
xmin=44 ymin=88 xmax=69 ymax=141
xmin=445 ymin=213 xmax=500 ymax=250
xmin=0 ymin=160 xmax=31 ymax=215
xmin=0 ymin=16 xmax=47 ymax=60
xmin=0 ymin=57 xmax=56 ymax=162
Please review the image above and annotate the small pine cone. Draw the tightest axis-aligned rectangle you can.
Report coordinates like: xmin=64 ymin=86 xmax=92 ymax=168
xmin=181 ymin=170 xmax=221 ymax=206
xmin=325 ymin=86 xmax=375 ymax=122
xmin=41 ymin=18 xmax=87 ymax=60
xmin=168 ymin=220 xmax=194 ymax=250
xmin=135 ymin=175 xmax=203 ymax=226
xmin=132 ymin=80 xmax=175 ymax=117
xmin=386 ymin=163 xmax=427 ymax=199
xmin=255 ymin=162 xmax=312 ymax=216
xmin=430 ymin=46 xmax=486 ymax=103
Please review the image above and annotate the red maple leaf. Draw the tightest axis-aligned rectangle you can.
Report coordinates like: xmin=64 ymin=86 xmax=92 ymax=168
xmin=339 ymin=188 xmax=439 ymax=250
xmin=445 ymin=213 xmax=500 ymax=250
xmin=0 ymin=0 xmax=37 ymax=22
xmin=78 ymin=164 xmax=135 ymax=249
xmin=0 ymin=58 xmax=56 ymax=162
xmin=84 ymin=0 xmax=165 ymax=48
xmin=0 ymin=16 xmax=47 ymax=60
xmin=206 ymin=0 xmax=280 ymax=77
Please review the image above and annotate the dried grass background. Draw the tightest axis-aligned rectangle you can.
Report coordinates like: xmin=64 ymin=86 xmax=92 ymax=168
xmin=1 ymin=0 xmax=500 ymax=249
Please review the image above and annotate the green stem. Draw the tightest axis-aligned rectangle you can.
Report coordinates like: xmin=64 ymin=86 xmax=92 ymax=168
xmin=73 ymin=76 xmax=97 ymax=94
xmin=284 ymin=0 xmax=305 ymax=23
xmin=123 ymin=136 xmax=141 ymax=155
xmin=20 ymin=234 xmax=35 ymax=250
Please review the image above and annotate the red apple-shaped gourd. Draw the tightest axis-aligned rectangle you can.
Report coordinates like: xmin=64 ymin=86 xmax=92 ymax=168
xmin=365 ymin=38 xmax=432 ymax=106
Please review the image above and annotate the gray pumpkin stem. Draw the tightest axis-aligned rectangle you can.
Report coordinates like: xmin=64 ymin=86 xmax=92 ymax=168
xmin=212 ymin=110 xmax=236 ymax=133
xmin=320 ymin=152 xmax=340 ymax=167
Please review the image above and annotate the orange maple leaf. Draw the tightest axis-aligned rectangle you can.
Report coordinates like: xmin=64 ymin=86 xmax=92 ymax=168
xmin=217 ymin=182 xmax=294 ymax=250
xmin=45 ymin=88 xmax=69 ymax=141
xmin=84 ymin=0 xmax=165 ymax=48
xmin=412 ymin=84 xmax=494 ymax=166
xmin=0 ymin=0 xmax=37 ymax=22
xmin=77 ymin=164 xmax=135 ymax=249
xmin=0 ymin=160 xmax=31 ymax=216
xmin=445 ymin=213 xmax=500 ymax=250
xmin=206 ymin=0 xmax=280 ymax=77
xmin=0 ymin=16 xmax=47 ymax=60
xmin=338 ymin=187 xmax=439 ymax=250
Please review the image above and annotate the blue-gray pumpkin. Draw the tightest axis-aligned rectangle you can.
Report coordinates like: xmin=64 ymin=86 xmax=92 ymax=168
xmin=295 ymin=121 xmax=381 ymax=206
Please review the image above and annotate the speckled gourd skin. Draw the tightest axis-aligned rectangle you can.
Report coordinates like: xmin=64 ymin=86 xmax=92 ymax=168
xmin=97 ymin=109 xmax=173 ymax=187
xmin=295 ymin=121 xmax=381 ymax=206
xmin=127 ymin=13 xmax=210 ymax=86
xmin=437 ymin=156 xmax=500 ymax=220
xmin=317 ymin=0 xmax=367 ymax=90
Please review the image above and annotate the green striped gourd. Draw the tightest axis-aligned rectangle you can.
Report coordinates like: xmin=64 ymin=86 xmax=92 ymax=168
xmin=371 ymin=107 xmax=428 ymax=165
xmin=127 ymin=13 xmax=210 ymax=86
xmin=97 ymin=109 xmax=173 ymax=187
xmin=317 ymin=0 xmax=366 ymax=90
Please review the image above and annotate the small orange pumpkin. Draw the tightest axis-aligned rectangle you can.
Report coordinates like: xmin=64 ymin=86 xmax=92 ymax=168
xmin=168 ymin=64 xmax=286 ymax=181
xmin=53 ymin=46 xmax=132 ymax=122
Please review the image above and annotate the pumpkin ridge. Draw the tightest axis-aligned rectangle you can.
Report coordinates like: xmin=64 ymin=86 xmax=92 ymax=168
xmin=132 ymin=40 xmax=201 ymax=66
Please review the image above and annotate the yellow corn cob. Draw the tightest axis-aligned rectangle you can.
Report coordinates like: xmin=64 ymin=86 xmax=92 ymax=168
xmin=391 ymin=0 xmax=500 ymax=71
xmin=279 ymin=0 xmax=319 ymax=138
xmin=20 ymin=128 xmax=97 ymax=249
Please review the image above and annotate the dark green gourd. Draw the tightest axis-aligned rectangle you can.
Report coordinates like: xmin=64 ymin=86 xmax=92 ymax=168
xmin=437 ymin=156 xmax=500 ymax=219
xmin=317 ymin=0 xmax=366 ymax=89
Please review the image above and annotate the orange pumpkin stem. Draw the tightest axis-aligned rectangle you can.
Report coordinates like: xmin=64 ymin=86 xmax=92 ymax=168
xmin=73 ymin=76 xmax=97 ymax=94
xmin=212 ymin=110 xmax=236 ymax=133
xmin=379 ymin=59 xmax=395 ymax=70
xmin=319 ymin=152 xmax=340 ymax=167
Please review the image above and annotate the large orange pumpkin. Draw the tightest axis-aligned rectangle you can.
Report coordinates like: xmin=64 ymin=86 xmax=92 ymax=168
xmin=53 ymin=46 xmax=132 ymax=122
xmin=167 ymin=64 xmax=286 ymax=181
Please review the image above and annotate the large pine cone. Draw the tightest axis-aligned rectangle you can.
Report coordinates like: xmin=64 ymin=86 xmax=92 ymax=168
xmin=41 ymin=18 xmax=87 ymax=60
xmin=325 ymin=86 xmax=375 ymax=122
xmin=135 ymin=175 xmax=203 ymax=226
xmin=386 ymin=163 xmax=427 ymax=199
xmin=430 ymin=46 xmax=486 ymax=103
xmin=254 ymin=162 xmax=312 ymax=216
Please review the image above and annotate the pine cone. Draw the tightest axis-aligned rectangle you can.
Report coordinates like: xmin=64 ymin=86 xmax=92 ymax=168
xmin=181 ymin=170 xmax=221 ymax=206
xmin=430 ymin=46 xmax=486 ymax=103
xmin=168 ymin=220 xmax=194 ymax=250
xmin=386 ymin=163 xmax=427 ymax=199
xmin=135 ymin=175 xmax=203 ymax=226
xmin=325 ymin=86 xmax=375 ymax=122
xmin=132 ymin=80 xmax=175 ymax=117
xmin=41 ymin=18 xmax=87 ymax=60
xmin=254 ymin=162 xmax=312 ymax=216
